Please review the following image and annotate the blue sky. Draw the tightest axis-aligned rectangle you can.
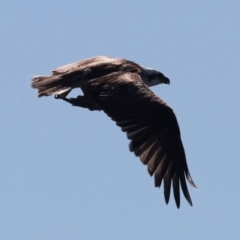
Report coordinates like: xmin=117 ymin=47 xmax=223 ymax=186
xmin=1 ymin=1 xmax=240 ymax=239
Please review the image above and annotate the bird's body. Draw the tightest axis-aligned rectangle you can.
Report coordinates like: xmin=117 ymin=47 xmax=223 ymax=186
xmin=32 ymin=56 xmax=196 ymax=208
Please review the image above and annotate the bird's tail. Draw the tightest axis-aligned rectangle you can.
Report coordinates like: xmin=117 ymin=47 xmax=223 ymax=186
xmin=31 ymin=75 xmax=72 ymax=97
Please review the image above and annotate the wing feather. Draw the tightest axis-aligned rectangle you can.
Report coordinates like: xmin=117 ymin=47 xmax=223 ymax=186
xmin=87 ymin=72 xmax=196 ymax=207
xmin=173 ymin=174 xmax=180 ymax=208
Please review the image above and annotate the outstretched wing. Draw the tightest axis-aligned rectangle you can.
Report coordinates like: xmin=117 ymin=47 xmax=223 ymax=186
xmin=87 ymin=72 xmax=196 ymax=208
xmin=31 ymin=56 xmax=124 ymax=97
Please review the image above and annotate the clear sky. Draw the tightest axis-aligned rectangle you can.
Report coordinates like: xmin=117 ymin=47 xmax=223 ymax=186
xmin=1 ymin=1 xmax=240 ymax=239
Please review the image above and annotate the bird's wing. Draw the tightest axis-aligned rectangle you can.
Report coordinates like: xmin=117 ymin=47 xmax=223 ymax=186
xmin=52 ymin=56 xmax=122 ymax=74
xmin=32 ymin=56 xmax=127 ymax=97
xmin=87 ymin=72 xmax=196 ymax=208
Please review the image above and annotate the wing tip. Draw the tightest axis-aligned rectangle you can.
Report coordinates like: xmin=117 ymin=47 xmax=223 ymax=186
xmin=186 ymin=172 xmax=198 ymax=189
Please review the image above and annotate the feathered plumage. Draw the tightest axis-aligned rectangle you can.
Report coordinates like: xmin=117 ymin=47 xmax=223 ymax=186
xmin=32 ymin=56 xmax=196 ymax=208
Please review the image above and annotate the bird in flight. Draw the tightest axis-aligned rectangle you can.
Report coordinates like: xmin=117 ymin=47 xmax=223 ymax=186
xmin=32 ymin=56 xmax=196 ymax=208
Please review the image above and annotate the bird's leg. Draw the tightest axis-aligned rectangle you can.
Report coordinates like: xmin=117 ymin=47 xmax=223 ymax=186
xmin=55 ymin=94 xmax=101 ymax=111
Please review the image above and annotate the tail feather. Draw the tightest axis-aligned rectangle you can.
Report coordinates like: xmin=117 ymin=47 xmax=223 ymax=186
xmin=31 ymin=75 xmax=72 ymax=97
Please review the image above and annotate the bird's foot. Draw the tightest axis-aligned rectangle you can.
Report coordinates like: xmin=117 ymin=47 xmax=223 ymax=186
xmin=55 ymin=95 xmax=101 ymax=111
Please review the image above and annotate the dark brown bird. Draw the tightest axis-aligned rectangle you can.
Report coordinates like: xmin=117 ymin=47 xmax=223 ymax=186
xmin=31 ymin=56 xmax=196 ymax=208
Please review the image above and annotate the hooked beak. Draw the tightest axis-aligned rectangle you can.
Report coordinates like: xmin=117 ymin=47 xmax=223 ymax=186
xmin=164 ymin=76 xmax=170 ymax=85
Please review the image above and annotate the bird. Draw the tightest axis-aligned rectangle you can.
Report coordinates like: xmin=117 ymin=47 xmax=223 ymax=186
xmin=31 ymin=56 xmax=197 ymax=208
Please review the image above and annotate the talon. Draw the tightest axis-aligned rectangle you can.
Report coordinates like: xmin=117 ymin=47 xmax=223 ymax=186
xmin=55 ymin=94 xmax=60 ymax=99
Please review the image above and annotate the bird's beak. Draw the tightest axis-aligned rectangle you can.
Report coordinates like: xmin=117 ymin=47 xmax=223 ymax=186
xmin=164 ymin=77 xmax=170 ymax=85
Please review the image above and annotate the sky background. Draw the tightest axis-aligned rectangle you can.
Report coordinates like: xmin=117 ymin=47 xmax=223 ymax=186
xmin=1 ymin=1 xmax=240 ymax=239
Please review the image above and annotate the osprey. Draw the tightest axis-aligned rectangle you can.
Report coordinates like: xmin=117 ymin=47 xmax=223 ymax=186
xmin=32 ymin=56 xmax=196 ymax=208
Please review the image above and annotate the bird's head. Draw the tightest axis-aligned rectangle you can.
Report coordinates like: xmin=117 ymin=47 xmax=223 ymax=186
xmin=141 ymin=67 xmax=170 ymax=87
